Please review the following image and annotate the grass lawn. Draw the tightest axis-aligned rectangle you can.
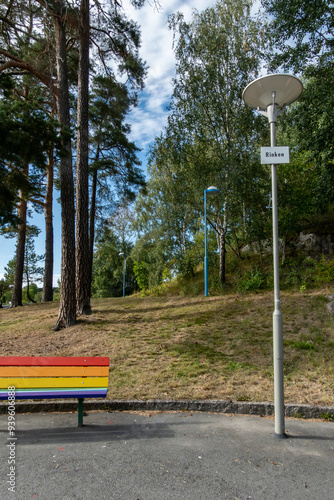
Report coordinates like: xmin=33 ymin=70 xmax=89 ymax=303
xmin=0 ymin=290 xmax=333 ymax=406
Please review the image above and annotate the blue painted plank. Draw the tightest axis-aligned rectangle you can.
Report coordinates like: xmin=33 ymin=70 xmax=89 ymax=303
xmin=0 ymin=388 xmax=107 ymax=400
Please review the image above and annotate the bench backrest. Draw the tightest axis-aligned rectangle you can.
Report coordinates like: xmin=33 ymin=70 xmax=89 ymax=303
xmin=0 ymin=356 xmax=110 ymax=400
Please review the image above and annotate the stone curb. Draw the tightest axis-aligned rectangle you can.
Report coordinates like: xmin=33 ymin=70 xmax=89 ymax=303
xmin=0 ymin=399 xmax=333 ymax=420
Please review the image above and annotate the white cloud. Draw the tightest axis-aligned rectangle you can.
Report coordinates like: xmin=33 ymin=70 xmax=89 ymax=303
xmin=122 ymin=0 xmax=217 ymax=147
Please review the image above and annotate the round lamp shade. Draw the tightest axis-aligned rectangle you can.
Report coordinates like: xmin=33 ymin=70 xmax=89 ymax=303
xmin=243 ymin=74 xmax=303 ymax=110
xmin=206 ymin=186 xmax=219 ymax=194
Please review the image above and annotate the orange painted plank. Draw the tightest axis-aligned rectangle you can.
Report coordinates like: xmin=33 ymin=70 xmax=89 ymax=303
xmin=0 ymin=366 xmax=109 ymax=377
xmin=0 ymin=356 xmax=109 ymax=367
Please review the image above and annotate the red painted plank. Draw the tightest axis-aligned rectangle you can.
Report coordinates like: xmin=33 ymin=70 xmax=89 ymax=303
xmin=0 ymin=356 xmax=109 ymax=367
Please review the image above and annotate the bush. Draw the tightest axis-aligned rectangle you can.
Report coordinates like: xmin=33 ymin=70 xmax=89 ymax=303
xmin=281 ymin=255 xmax=334 ymax=290
xmin=178 ymin=254 xmax=197 ymax=279
xmin=133 ymin=261 xmax=149 ymax=291
xmin=237 ymin=267 xmax=266 ymax=292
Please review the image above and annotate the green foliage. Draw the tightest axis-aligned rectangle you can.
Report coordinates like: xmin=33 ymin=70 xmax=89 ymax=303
xmin=2 ymin=230 xmax=44 ymax=304
xmin=92 ymin=229 xmax=137 ymax=297
xmin=131 ymin=229 xmax=168 ymax=289
xmin=3 ymin=257 xmax=15 ymax=286
xmin=168 ymin=0 xmax=270 ymax=254
xmin=22 ymin=283 xmax=39 ymax=303
xmin=133 ymin=132 xmax=200 ymax=285
xmin=89 ymin=76 xmax=145 ymax=209
xmin=227 ymin=361 xmax=253 ymax=372
xmin=132 ymin=1 xmax=334 ymax=292
xmin=262 ymin=0 xmax=333 ymax=72
xmin=320 ymin=412 xmax=334 ymax=422
xmin=133 ymin=261 xmax=149 ymax=291
xmin=276 ymin=151 xmax=320 ymax=239
xmin=133 ymin=1 xmax=271 ymax=288
xmin=24 ymin=230 xmax=44 ymax=283
xmin=179 ymin=282 xmax=202 ymax=297
xmin=281 ymin=255 xmax=334 ymax=290
xmin=237 ymin=267 xmax=267 ymax=292
xmin=0 ymin=76 xmax=60 ymax=228
xmin=276 ymin=69 xmax=334 ymax=217
xmin=304 ymin=206 xmax=334 ymax=235
xmin=178 ymin=252 xmax=197 ymax=279
xmin=315 ymin=256 xmax=334 ymax=282
xmin=263 ymin=0 xmax=334 ymax=220
xmin=292 ymin=340 xmax=316 ymax=351
xmin=0 ymin=279 xmax=10 ymax=306
xmin=138 ymin=244 xmax=334 ymax=298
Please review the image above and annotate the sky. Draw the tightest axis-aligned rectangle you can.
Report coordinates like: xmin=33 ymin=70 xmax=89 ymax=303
xmin=122 ymin=0 xmax=218 ymax=150
xmin=0 ymin=0 xmax=218 ymax=287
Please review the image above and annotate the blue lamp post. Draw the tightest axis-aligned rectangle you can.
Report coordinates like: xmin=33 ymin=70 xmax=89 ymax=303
xmin=204 ymin=186 xmax=219 ymax=297
xmin=119 ymin=252 xmax=126 ymax=297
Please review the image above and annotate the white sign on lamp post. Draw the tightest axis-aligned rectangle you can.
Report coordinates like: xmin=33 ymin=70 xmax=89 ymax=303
xmin=261 ymin=147 xmax=290 ymax=164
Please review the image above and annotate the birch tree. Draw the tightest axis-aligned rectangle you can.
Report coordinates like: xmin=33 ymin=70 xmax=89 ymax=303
xmin=167 ymin=0 xmax=268 ymax=283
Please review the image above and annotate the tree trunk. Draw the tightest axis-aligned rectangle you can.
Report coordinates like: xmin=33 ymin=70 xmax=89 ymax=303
xmin=11 ymin=182 xmax=28 ymax=307
xmin=25 ymin=271 xmax=36 ymax=303
xmin=219 ymin=230 xmax=226 ymax=285
xmin=53 ymin=0 xmax=76 ymax=330
xmin=218 ymin=207 xmax=228 ymax=285
xmin=88 ymin=163 xmax=98 ymax=295
xmin=42 ymin=149 xmax=54 ymax=302
xmin=76 ymin=0 xmax=91 ymax=315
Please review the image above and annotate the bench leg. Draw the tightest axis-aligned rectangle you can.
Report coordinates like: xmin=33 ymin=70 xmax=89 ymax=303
xmin=78 ymin=398 xmax=84 ymax=427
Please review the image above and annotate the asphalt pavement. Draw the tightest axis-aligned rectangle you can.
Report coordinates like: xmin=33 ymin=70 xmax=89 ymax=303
xmin=1 ymin=409 xmax=333 ymax=500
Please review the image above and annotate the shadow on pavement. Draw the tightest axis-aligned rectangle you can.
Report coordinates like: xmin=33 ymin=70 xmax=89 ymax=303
xmin=5 ymin=422 xmax=175 ymax=445
xmin=287 ymin=433 xmax=334 ymax=441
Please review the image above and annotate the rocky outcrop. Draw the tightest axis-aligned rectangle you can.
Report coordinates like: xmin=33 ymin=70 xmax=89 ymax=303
xmin=295 ymin=233 xmax=334 ymax=254
xmin=326 ymin=295 xmax=334 ymax=314
xmin=242 ymin=233 xmax=334 ymax=256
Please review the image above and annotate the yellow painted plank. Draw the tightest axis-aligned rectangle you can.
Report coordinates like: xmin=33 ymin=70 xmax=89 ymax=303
xmin=0 ymin=366 xmax=109 ymax=378
xmin=0 ymin=377 xmax=109 ymax=389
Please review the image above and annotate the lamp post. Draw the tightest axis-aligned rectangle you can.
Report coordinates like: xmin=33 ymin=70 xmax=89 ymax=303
xmin=243 ymin=74 xmax=303 ymax=438
xmin=204 ymin=186 xmax=220 ymax=297
xmin=119 ymin=252 xmax=126 ymax=298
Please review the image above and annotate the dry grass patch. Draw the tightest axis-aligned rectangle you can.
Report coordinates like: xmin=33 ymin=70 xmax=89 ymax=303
xmin=0 ymin=290 xmax=333 ymax=405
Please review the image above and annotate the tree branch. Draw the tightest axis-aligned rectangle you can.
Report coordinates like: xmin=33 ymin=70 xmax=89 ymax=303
xmin=0 ymin=50 xmax=57 ymax=96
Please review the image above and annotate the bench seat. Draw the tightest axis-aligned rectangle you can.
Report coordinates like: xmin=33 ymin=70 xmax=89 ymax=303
xmin=0 ymin=356 xmax=110 ymax=426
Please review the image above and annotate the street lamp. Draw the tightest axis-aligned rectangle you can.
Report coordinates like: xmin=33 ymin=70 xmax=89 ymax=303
xmin=119 ymin=252 xmax=126 ymax=298
xmin=204 ymin=186 xmax=220 ymax=297
xmin=243 ymin=74 xmax=303 ymax=438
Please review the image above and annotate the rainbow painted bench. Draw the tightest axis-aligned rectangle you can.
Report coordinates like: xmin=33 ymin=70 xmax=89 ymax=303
xmin=0 ymin=356 xmax=110 ymax=426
